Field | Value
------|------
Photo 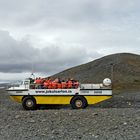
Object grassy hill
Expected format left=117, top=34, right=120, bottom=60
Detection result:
left=51, top=53, right=140, bottom=92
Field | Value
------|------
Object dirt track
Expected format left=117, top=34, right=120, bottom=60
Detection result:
left=0, top=89, right=140, bottom=140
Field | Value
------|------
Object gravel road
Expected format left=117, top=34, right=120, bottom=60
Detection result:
left=0, top=89, right=140, bottom=140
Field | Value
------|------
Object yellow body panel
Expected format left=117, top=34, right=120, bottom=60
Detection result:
left=35, top=96, right=73, bottom=104
left=10, top=96, right=23, bottom=103
left=85, top=96, right=112, bottom=104
left=10, top=95, right=112, bottom=105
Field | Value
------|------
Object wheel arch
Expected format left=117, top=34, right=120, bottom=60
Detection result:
left=22, top=95, right=35, bottom=101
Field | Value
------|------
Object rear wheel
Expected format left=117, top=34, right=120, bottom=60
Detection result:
left=70, top=96, right=88, bottom=109
left=22, top=97, right=37, bottom=110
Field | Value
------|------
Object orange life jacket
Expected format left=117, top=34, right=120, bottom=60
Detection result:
left=35, top=79, right=42, bottom=84
left=43, top=79, right=52, bottom=89
left=61, top=82, right=67, bottom=89
left=52, top=81, right=57, bottom=89
left=57, top=83, right=62, bottom=89
left=43, top=81, right=49, bottom=88
left=48, top=82, right=52, bottom=89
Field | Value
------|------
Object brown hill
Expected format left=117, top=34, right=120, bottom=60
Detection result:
left=51, top=53, right=140, bottom=91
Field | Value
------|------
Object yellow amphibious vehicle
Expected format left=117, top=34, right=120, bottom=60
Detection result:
left=7, top=78, right=112, bottom=110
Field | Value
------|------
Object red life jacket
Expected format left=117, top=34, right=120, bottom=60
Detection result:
left=67, top=80, right=72, bottom=88
left=43, top=81, right=49, bottom=88
left=74, top=81, right=79, bottom=88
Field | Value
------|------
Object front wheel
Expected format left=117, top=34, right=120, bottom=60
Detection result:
left=70, top=96, right=88, bottom=109
left=22, top=97, right=37, bottom=110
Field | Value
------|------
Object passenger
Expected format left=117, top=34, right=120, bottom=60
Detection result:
left=47, top=77, right=52, bottom=83
left=37, top=77, right=42, bottom=84
left=54, top=78, right=59, bottom=83
left=57, top=83, right=62, bottom=89
left=67, top=78, right=73, bottom=89
left=43, top=78, right=49, bottom=89
left=52, top=78, right=58, bottom=89
left=58, top=78, right=61, bottom=83
left=29, top=78, right=35, bottom=89
left=55, top=78, right=61, bottom=89
left=48, top=81, right=52, bottom=89
left=43, top=77, right=52, bottom=89
left=70, top=78, right=75, bottom=88
left=43, top=81, right=48, bottom=88
left=51, top=82, right=56, bottom=89
left=40, top=78, right=45, bottom=89
left=61, top=80, right=67, bottom=89
left=34, top=78, right=38, bottom=84
left=74, top=80, right=79, bottom=88
left=35, top=77, right=42, bottom=89
left=48, top=77, right=52, bottom=89
left=29, top=78, right=34, bottom=84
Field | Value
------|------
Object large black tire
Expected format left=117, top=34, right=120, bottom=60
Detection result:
left=70, top=96, right=88, bottom=109
left=22, top=96, right=37, bottom=110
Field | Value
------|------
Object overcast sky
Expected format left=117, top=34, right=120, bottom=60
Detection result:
left=0, top=0, right=140, bottom=80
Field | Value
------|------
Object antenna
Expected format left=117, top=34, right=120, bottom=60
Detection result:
left=31, top=62, right=34, bottom=74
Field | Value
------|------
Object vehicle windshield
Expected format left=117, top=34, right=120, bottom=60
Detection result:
left=22, top=80, right=30, bottom=85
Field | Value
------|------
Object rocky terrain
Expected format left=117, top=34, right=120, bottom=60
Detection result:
left=0, top=53, right=140, bottom=140
left=0, top=89, right=140, bottom=140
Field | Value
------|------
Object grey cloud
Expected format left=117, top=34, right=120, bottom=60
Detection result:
left=0, top=0, right=140, bottom=28
left=0, top=0, right=139, bottom=77
left=0, top=30, right=101, bottom=74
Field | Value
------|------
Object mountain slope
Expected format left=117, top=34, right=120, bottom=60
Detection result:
left=51, top=53, right=140, bottom=91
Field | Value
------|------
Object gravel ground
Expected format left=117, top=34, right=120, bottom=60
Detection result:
left=0, top=89, right=140, bottom=140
